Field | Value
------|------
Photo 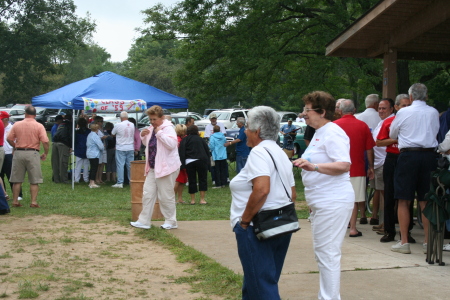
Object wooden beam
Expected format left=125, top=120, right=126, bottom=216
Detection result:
left=383, top=49, right=397, bottom=100
left=326, top=0, right=398, bottom=56
left=367, top=0, right=450, bottom=57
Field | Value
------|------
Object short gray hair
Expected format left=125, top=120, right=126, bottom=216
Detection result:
left=365, top=94, right=379, bottom=108
left=120, top=111, right=128, bottom=118
left=236, top=117, right=245, bottom=125
left=340, top=99, right=355, bottom=114
left=408, top=83, right=427, bottom=101
left=395, top=94, right=409, bottom=106
left=247, top=106, right=280, bottom=141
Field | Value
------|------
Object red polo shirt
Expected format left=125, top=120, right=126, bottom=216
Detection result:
left=377, top=115, right=399, bottom=154
left=334, top=115, right=375, bottom=177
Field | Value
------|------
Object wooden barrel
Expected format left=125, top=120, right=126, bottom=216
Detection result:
left=130, top=160, right=163, bottom=221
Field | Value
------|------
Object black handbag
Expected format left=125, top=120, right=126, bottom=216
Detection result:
left=252, top=148, right=300, bottom=240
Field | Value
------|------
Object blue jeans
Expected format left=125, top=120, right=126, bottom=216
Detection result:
left=236, top=156, right=247, bottom=174
left=233, top=223, right=291, bottom=300
left=116, top=150, right=134, bottom=184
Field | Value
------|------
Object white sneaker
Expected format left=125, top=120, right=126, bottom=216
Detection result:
left=443, top=243, right=450, bottom=251
left=423, top=243, right=427, bottom=254
left=18, top=197, right=23, bottom=201
left=130, top=221, right=150, bottom=229
left=160, top=223, right=178, bottom=230
left=391, top=241, right=411, bottom=254
left=112, top=183, right=123, bottom=188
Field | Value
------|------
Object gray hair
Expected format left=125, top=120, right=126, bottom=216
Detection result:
left=365, top=94, right=379, bottom=108
left=395, top=94, right=409, bottom=106
left=340, top=99, right=355, bottom=114
left=236, top=117, right=245, bottom=125
left=120, top=111, right=128, bottom=118
left=408, top=83, right=427, bottom=101
left=247, top=106, right=280, bottom=141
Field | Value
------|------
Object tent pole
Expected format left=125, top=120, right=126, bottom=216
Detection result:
left=72, top=109, right=75, bottom=190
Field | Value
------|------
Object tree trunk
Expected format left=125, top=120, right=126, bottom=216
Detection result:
left=397, top=60, right=410, bottom=95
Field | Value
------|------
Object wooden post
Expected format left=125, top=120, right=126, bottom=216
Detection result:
left=382, top=48, right=397, bottom=100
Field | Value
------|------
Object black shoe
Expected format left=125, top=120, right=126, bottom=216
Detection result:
left=0, top=209, right=10, bottom=215
left=369, top=218, right=379, bottom=225
left=380, top=232, right=396, bottom=243
left=360, top=217, right=368, bottom=224
left=399, top=232, right=416, bottom=244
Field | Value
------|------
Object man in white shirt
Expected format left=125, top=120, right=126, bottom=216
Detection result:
left=369, top=98, right=394, bottom=229
left=204, top=113, right=225, bottom=138
left=111, top=111, right=135, bottom=188
left=389, top=83, right=439, bottom=254
left=357, top=94, right=381, bottom=132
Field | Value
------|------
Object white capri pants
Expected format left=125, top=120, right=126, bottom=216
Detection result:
left=137, top=168, right=179, bottom=227
left=309, top=200, right=353, bottom=300
left=75, top=156, right=90, bottom=183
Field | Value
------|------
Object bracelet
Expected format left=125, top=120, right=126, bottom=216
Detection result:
left=314, top=164, right=319, bottom=171
left=240, top=221, right=250, bottom=226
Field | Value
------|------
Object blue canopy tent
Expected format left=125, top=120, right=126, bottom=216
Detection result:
left=32, top=71, right=188, bottom=109
left=32, top=71, right=188, bottom=189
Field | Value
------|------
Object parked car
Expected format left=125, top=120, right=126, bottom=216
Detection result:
left=203, top=108, right=219, bottom=118
left=225, top=122, right=240, bottom=142
left=45, top=109, right=81, bottom=130
left=196, top=108, right=249, bottom=132
left=11, top=104, right=30, bottom=111
left=0, top=108, right=26, bottom=122
left=35, top=107, right=59, bottom=126
left=277, top=111, right=298, bottom=122
left=172, top=111, right=204, bottom=121
left=278, top=122, right=307, bottom=157
left=137, top=113, right=189, bottom=129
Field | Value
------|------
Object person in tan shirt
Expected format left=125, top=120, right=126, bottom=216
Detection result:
left=7, top=106, right=49, bottom=208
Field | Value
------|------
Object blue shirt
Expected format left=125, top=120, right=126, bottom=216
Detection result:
left=86, top=132, right=104, bottom=159
left=235, top=126, right=250, bottom=157
left=51, top=124, right=59, bottom=141
left=209, top=132, right=227, bottom=161
left=280, top=123, right=296, bottom=134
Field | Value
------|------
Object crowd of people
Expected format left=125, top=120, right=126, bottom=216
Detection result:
left=2, top=82, right=450, bottom=300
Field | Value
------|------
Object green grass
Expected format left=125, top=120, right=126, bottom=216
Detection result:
left=5, top=133, right=310, bottom=299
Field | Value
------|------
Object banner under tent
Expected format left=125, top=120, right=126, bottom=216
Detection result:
left=31, top=71, right=189, bottom=189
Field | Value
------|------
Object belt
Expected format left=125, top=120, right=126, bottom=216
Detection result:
left=400, top=147, right=435, bottom=153
left=386, top=152, right=400, bottom=156
left=15, top=148, right=39, bottom=151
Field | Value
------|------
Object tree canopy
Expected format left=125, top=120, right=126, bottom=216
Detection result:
left=0, top=0, right=95, bottom=103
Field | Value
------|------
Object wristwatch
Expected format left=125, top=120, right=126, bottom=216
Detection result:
left=239, top=217, right=250, bottom=226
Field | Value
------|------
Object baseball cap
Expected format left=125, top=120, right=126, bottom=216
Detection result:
left=209, top=113, right=218, bottom=119
left=0, top=111, right=10, bottom=119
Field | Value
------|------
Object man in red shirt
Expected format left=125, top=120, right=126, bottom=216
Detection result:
left=376, top=94, right=411, bottom=242
left=334, top=99, right=375, bottom=237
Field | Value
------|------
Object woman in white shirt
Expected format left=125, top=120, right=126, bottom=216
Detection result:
left=294, top=91, right=354, bottom=300
left=230, top=106, right=296, bottom=300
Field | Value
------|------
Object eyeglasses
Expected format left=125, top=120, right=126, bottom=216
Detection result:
left=303, top=108, right=320, bottom=112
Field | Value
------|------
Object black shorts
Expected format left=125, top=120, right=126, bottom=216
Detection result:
left=394, top=151, right=437, bottom=201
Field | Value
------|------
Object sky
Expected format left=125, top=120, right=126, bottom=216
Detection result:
left=73, top=0, right=180, bottom=62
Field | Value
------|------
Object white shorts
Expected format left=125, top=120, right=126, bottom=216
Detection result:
left=350, top=176, right=366, bottom=203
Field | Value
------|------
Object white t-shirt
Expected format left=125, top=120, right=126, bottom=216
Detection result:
left=300, top=122, right=354, bottom=205
left=204, top=122, right=226, bottom=138
left=372, top=116, right=391, bottom=169
left=229, top=140, right=294, bottom=228
left=356, top=108, right=381, bottom=132
left=4, top=123, right=13, bottom=154
left=111, top=120, right=135, bottom=151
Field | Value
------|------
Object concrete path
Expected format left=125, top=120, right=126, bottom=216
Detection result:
left=156, top=220, right=450, bottom=300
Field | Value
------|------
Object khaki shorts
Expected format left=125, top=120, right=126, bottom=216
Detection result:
left=10, top=150, right=43, bottom=184
left=0, top=147, right=4, bottom=171
left=350, top=176, right=366, bottom=203
left=369, top=166, right=384, bottom=190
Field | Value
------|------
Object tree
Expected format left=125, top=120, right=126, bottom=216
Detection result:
left=140, top=0, right=382, bottom=110
left=0, top=0, right=95, bottom=104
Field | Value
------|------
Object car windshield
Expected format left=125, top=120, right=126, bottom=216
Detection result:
left=210, top=112, right=230, bottom=120
left=140, top=116, right=150, bottom=126
left=36, top=107, right=46, bottom=115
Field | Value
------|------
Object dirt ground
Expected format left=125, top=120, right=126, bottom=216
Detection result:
left=0, top=215, right=219, bottom=300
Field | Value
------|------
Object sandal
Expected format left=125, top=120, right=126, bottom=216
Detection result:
left=177, top=201, right=186, bottom=204
left=5, top=194, right=10, bottom=201
left=30, top=204, right=40, bottom=208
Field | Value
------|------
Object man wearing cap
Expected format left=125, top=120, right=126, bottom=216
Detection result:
left=204, top=113, right=226, bottom=138
left=7, top=106, right=49, bottom=208
left=51, top=115, right=64, bottom=141
left=279, top=118, right=297, bottom=158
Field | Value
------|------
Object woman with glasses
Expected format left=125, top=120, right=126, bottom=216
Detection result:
left=294, top=91, right=353, bottom=300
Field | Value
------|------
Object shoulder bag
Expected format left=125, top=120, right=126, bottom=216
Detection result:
left=252, top=148, right=300, bottom=240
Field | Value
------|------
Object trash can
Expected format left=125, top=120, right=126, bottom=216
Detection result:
left=130, top=160, right=163, bottom=221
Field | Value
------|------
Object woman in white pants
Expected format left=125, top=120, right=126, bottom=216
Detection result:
left=130, top=105, right=181, bottom=230
left=74, top=118, right=91, bottom=183
left=294, top=91, right=354, bottom=300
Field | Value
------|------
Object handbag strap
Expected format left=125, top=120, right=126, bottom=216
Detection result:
left=263, top=147, right=292, bottom=202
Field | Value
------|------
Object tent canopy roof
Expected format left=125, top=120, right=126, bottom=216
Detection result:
left=32, top=71, right=188, bottom=110
left=326, top=0, right=450, bottom=61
